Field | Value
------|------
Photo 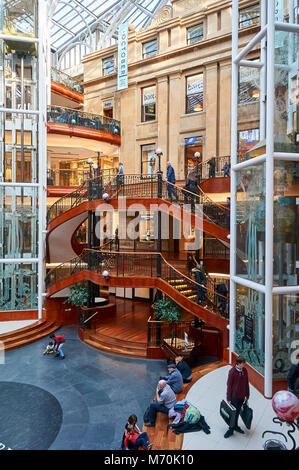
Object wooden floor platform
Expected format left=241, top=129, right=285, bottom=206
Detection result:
left=142, top=360, right=226, bottom=451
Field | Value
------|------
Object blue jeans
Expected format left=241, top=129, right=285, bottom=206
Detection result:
left=148, top=402, right=169, bottom=424
left=167, top=184, right=177, bottom=201
left=134, top=432, right=149, bottom=449
left=56, top=343, right=64, bottom=357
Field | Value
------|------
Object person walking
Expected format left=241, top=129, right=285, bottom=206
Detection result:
left=117, top=162, right=124, bottom=186
left=224, top=356, right=250, bottom=438
left=49, top=334, right=66, bottom=359
left=166, top=161, right=178, bottom=202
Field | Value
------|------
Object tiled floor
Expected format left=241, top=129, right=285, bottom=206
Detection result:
left=0, top=325, right=165, bottom=450
left=182, top=365, right=298, bottom=451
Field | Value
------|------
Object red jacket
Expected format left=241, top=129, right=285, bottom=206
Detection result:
left=124, top=429, right=139, bottom=449
left=53, top=336, right=65, bottom=344
left=227, top=366, right=250, bottom=402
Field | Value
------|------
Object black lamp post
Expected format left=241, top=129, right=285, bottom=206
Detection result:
left=155, top=148, right=163, bottom=198
left=96, top=149, right=101, bottom=176
left=87, top=158, right=93, bottom=179
left=194, top=151, right=201, bottom=186
left=155, top=148, right=163, bottom=279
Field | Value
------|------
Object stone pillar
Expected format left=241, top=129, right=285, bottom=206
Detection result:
left=168, top=72, right=182, bottom=178
left=205, top=63, right=218, bottom=159
left=157, top=76, right=169, bottom=173
left=120, top=85, right=137, bottom=174
left=219, top=61, right=232, bottom=157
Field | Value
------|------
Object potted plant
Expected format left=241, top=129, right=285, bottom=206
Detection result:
left=63, top=283, right=89, bottom=308
left=152, top=296, right=182, bottom=346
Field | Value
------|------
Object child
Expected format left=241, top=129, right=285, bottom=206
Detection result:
left=124, top=424, right=153, bottom=451
left=43, top=341, right=55, bottom=355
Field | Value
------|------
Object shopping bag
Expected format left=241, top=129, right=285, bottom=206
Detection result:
left=219, top=400, right=237, bottom=428
left=240, top=401, right=253, bottom=429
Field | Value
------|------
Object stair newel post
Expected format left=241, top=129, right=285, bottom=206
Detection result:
left=87, top=178, right=95, bottom=308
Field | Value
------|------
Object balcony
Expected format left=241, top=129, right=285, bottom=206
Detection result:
left=47, top=106, right=121, bottom=145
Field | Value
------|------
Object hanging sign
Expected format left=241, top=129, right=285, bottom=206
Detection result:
left=117, top=22, right=129, bottom=90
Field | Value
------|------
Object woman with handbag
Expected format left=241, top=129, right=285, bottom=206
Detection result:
left=224, top=356, right=250, bottom=438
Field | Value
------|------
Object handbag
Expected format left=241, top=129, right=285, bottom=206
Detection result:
left=240, top=401, right=253, bottom=429
left=219, top=400, right=237, bottom=428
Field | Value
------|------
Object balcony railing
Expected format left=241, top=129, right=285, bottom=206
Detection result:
left=51, top=67, right=84, bottom=94
left=47, top=168, right=118, bottom=188
left=47, top=105, right=121, bottom=136
left=45, top=250, right=229, bottom=319
left=199, top=155, right=231, bottom=180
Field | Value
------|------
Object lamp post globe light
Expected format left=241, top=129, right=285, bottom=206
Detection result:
left=194, top=151, right=201, bottom=186
left=87, top=158, right=93, bottom=178
left=155, top=148, right=163, bottom=173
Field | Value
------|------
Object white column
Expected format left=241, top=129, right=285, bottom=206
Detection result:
left=264, top=0, right=275, bottom=399
left=37, top=0, right=48, bottom=319
left=229, top=0, right=239, bottom=364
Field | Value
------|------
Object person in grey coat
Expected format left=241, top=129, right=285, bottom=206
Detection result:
left=161, top=363, right=183, bottom=394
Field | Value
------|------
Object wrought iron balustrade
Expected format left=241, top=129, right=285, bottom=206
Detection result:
left=51, top=67, right=84, bottom=94
left=47, top=105, right=121, bottom=135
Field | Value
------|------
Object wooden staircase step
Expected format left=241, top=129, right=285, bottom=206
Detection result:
left=2, top=322, right=58, bottom=345
left=0, top=320, right=43, bottom=340
left=3, top=322, right=60, bottom=351
left=92, top=330, right=147, bottom=349
left=84, top=336, right=147, bottom=358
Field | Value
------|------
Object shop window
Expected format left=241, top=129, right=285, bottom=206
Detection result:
left=186, top=74, right=203, bottom=114
left=142, top=39, right=158, bottom=59
left=102, top=99, right=113, bottom=118
left=102, top=56, right=114, bottom=76
left=187, top=24, right=203, bottom=45
left=239, top=4, right=260, bottom=29
left=141, top=143, right=156, bottom=176
left=184, top=136, right=203, bottom=177
left=141, top=86, right=156, bottom=122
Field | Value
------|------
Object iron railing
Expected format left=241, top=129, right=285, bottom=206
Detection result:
left=45, top=250, right=229, bottom=318
left=47, top=105, right=121, bottom=135
left=51, top=67, right=83, bottom=94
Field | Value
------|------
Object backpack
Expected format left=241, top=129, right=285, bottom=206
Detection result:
left=143, top=406, right=151, bottom=424
left=183, top=404, right=201, bottom=424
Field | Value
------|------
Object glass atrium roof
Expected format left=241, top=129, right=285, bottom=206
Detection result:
left=50, top=0, right=171, bottom=52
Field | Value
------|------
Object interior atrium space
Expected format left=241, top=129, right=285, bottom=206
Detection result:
left=0, top=0, right=298, bottom=453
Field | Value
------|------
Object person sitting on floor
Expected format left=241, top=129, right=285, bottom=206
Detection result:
left=160, top=363, right=183, bottom=394
left=43, top=341, right=55, bottom=355
left=123, top=424, right=153, bottom=450
left=144, top=380, right=176, bottom=427
left=174, top=356, right=192, bottom=383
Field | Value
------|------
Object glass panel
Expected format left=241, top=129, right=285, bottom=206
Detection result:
left=238, top=129, right=260, bottom=162
left=187, top=24, right=203, bottom=45
left=239, top=4, right=260, bottom=29
left=274, top=160, right=299, bottom=286
left=186, top=74, right=203, bottom=113
left=0, top=262, right=38, bottom=311
left=141, top=86, right=156, bottom=122
left=235, top=284, right=265, bottom=375
left=239, top=62, right=260, bottom=104
left=236, top=163, right=266, bottom=284
left=142, top=39, right=157, bottom=59
left=273, top=293, right=299, bottom=380
left=0, top=186, right=38, bottom=258
left=102, top=56, right=114, bottom=76
left=0, top=112, right=38, bottom=183
left=0, top=0, right=37, bottom=36
left=274, top=0, right=298, bottom=23
left=274, top=30, right=298, bottom=153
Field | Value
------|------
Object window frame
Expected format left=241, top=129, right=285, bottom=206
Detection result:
left=142, top=39, right=158, bottom=60
left=185, top=73, right=204, bottom=114
left=239, top=3, right=260, bottom=29
left=186, top=23, right=204, bottom=46
left=102, top=56, right=115, bottom=76
left=141, top=85, right=156, bottom=123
